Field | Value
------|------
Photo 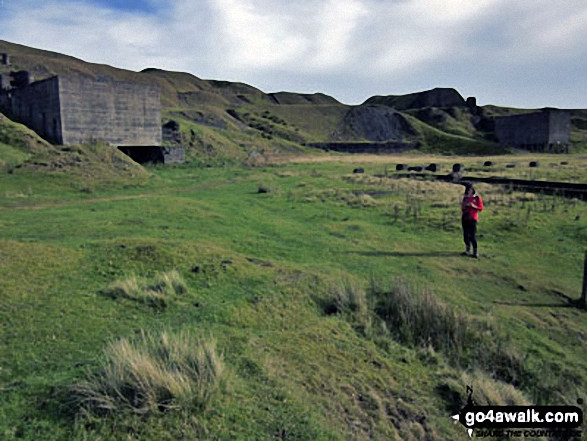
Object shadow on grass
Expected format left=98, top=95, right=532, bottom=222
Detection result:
left=492, top=300, right=574, bottom=308
left=350, top=251, right=460, bottom=258
left=493, top=290, right=586, bottom=310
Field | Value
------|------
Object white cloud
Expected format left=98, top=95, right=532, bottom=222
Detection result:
left=207, top=0, right=310, bottom=69
left=0, top=0, right=586, bottom=107
left=465, top=0, right=587, bottom=63
left=309, top=0, right=369, bottom=69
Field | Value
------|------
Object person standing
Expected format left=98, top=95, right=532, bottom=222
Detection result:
left=461, top=184, right=483, bottom=258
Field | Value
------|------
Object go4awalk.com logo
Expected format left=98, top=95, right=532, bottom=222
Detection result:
left=451, top=387, right=584, bottom=439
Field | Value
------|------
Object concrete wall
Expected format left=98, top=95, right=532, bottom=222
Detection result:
left=163, top=147, right=185, bottom=163
left=9, top=77, right=63, bottom=144
left=548, top=111, right=572, bottom=144
left=58, top=76, right=161, bottom=146
left=495, top=110, right=570, bottom=150
left=495, top=111, right=549, bottom=146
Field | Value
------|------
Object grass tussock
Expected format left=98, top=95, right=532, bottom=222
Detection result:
left=100, top=270, right=187, bottom=308
left=461, top=370, right=530, bottom=406
left=72, top=329, right=225, bottom=416
left=439, top=370, right=530, bottom=412
left=372, top=279, right=470, bottom=355
left=366, top=279, right=527, bottom=387
left=150, top=269, right=188, bottom=296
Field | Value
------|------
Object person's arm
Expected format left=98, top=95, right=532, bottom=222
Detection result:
left=471, top=196, right=483, bottom=212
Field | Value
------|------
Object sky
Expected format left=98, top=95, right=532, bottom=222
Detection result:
left=1, top=0, right=586, bottom=109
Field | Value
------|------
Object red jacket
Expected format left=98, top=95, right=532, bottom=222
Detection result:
left=461, top=194, right=483, bottom=221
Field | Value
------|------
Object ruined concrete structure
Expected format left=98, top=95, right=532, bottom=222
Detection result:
left=118, top=146, right=185, bottom=164
left=0, top=74, right=162, bottom=146
left=162, top=120, right=181, bottom=145
left=494, top=109, right=571, bottom=152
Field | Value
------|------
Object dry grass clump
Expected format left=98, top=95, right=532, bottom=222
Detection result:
left=345, top=193, right=379, bottom=208
left=100, top=270, right=187, bottom=308
left=333, top=278, right=369, bottom=316
left=72, top=329, right=225, bottom=416
left=150, top=269, right=188, bottom=296
left=440, top=370, right=530, bottom=411
left=461, top=370, right=530, bottom=406
left=372, top=279, right=470, bottom=355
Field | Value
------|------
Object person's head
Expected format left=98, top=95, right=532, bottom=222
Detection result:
left=464, top=184, right=475, bottom=196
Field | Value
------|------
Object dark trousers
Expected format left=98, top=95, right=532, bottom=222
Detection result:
left=462, top=218, right=477, bottom=251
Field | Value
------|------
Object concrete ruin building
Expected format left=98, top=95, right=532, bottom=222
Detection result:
left=494, top=109, right=571, bottom=153
left=0, top=71, right=184, bottom=164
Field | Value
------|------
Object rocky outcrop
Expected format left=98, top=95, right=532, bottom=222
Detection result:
left=332, top=105, right=416, bottom=142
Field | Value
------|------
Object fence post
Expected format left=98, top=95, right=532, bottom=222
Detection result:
left=581, top=251, right=587, bottom=309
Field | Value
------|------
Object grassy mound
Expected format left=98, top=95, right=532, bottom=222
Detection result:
left=0, top=112, right=57, bottom=161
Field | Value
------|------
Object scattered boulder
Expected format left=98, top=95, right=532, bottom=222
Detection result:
left=396, top=164, right=407, bottom=171
left=560, top=161, right=568, bottom=165
left=425, top=163, right=438, bottom=172
left=452, top=163, right=464, bottom=173
left=353, top=168, right=364, bottom=174
left=483, top=161, right=493, bottom=167
left=408, top=166, right=423, bottom=172
left=529, top=161, right=539, bottom=168
left=448, top=163, right=464, bottom=182
left=506, top=164, right=516, bottom=168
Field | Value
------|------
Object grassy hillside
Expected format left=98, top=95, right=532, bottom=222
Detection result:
left=402, top=114, right=508, bottom=155
left=0, top=154, right=586, bottom=440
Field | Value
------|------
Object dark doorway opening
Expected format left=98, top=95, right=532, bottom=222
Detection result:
left=118, top=146, right=165, bottom=164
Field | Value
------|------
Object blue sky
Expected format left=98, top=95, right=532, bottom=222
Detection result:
left=83, top=0, right=161, bottom=13
left=1, top=0, right=586, bottom=109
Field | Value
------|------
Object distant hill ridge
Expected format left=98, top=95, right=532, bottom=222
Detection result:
left=0, top=40, right=481, bottom=111
left=364, top=88, right=467, bottom=110
left=1, top=39, right=586, bottom=158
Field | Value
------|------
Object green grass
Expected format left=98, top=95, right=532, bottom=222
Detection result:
left=1, top=154, right=586, bottom=439
left=0, top=141, right=31, bottom=169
